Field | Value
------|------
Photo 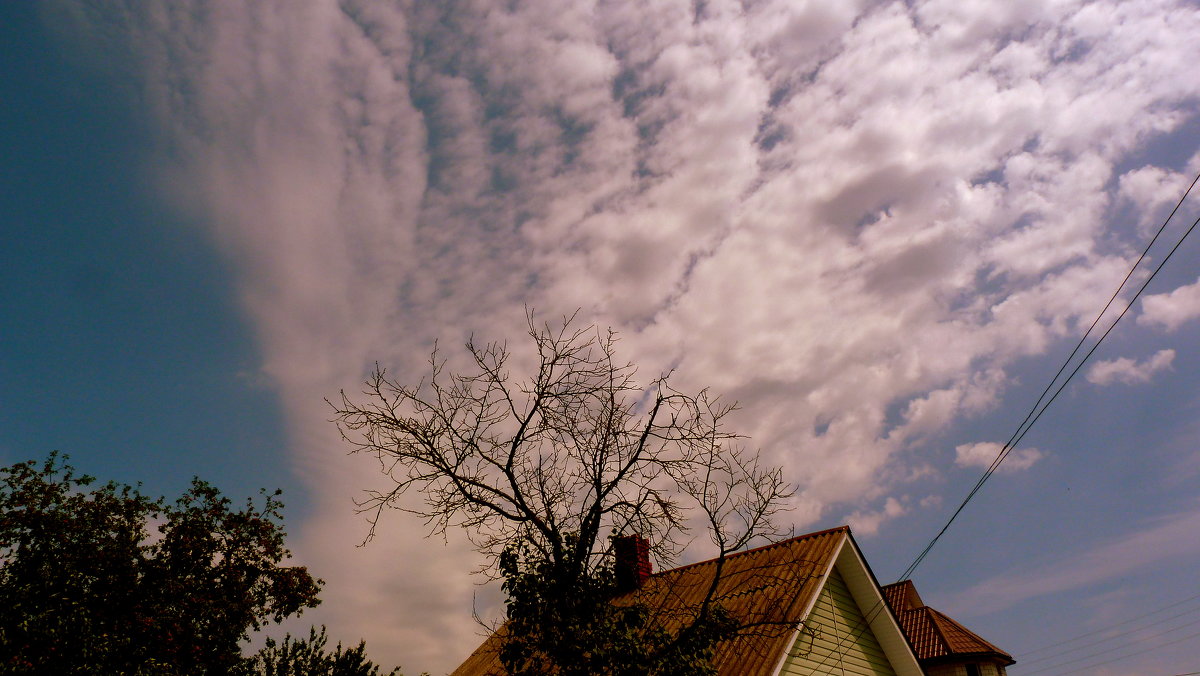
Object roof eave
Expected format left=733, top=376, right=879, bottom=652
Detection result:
left=923, top=652, right=1016, bottom=667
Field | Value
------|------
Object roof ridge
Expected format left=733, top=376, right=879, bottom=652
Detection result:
left=652, top=525, right=849, bottom=577
left=926, top=606, right=1014, bottom=662
left=921, top=604, right=954, bottom=658
left=881, top=579, right=922, bottom=610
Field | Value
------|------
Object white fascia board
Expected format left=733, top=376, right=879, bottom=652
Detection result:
left=835, top=537, right=924, bottom=676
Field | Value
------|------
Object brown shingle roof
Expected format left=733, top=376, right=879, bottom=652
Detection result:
left=451, top=527, right=849, bottom=676
left=880, top=581, right=1015, bottom=666
left=881, top=579, right=923, bottom=612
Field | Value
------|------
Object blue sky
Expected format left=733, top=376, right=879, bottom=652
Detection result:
left=0, top=4, right=301, bottom=509
left=3, top=2, right=1200, bottom=674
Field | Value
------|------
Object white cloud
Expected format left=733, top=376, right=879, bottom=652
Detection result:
left=1139, top=277, right=1200, bottom=332
left=1087, top=349, right=1176, bottom=385
left=955, top=441, right=1044, bottom=473
left=1118, top=165, right=1193, bottom=234
left=919, top=494, right=943, bottom=510
left=846, top=496, right=908, bottom=536
left=891, top=369, right=1007, bottom=444
left=47, top=0, right=1200, bottom=671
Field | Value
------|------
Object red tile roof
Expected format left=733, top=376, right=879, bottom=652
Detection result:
left=881, top=581, right=1015, bottom=666
left=451, top=527, right=849, bottom=676
left=882, top=579, right=923, bottom=612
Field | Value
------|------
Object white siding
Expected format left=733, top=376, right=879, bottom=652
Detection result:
left=781, top=567, right=898, bottom=676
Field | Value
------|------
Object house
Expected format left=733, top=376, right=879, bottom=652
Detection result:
left=452, top=526, right=926, bottom=675
left=881, top=580, right=1015, bottom=676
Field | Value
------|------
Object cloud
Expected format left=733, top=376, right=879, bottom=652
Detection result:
left=47, top=0, right=1200, bottom=671
left=1087, top=349, right=1176, bottom=385
left=1139, top=277, right=1200, bottom=332
left=1118, top=165, right=1197, bottom=235
left=846, top=497, right=908, bottom=536
left=955, top=441, right=1044, bottom=473
left=946, top=506, right=1200, bottom=615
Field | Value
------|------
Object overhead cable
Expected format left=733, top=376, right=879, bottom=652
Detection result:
left=1020, top=591, right=1200, bottom=660
left=801, top=167, right=1200, bottom=676
left=899, top=168, right=1200, bottom=582
left=1022, top=626, right=1200, bottom=676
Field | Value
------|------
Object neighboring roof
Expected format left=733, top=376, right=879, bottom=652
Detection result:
left=452, top=527, right=923, bottom=676
left=881, top=580, right=1015, bottom=666
left=881, top=579, right=924, bottom=612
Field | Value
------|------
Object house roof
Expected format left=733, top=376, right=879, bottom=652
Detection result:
left=632, top=526, right=846, bottom=676
left=881, top=580, right=1015, bottom=666
left=452, top=527, right=922, bottom=676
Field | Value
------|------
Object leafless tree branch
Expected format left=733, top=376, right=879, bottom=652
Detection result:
left=331, top=310, right=794, bottom=595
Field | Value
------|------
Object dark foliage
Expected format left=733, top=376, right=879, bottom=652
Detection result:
left=0, top=453, right=322, bottom=675
left=243, top=625, right=409, bottom=676
left=498, top=538, right=737, bottom=676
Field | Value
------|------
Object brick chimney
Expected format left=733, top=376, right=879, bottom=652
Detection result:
left=613, top=534, right=652, bottom=592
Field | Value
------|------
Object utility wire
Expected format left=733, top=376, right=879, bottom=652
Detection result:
left=802, top=169, right=1200, bottom=676
left=1020, top=615, right=1200, bottom=674
left=899, top=168, right=1200, bottom=582
left=1021, top=591, right=1200, bottom=657
left=1023, top=626, right=1200, bottom=676
left=1019, top=601, right=1200, bottom=666
left=803, top=230, right=1200, bottom=674
left=1000, top=211, right=1200, bottom=460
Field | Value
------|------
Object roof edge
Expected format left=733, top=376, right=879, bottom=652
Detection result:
left=923, top=653, right=1017, bottom=667
left=925, top=607, right=1015, bottom=665
left=835, top=533, right=925, bottom=676
left=652, top=525, right=851, bottom=578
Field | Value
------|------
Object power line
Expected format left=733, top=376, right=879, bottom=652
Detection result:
left=1020, top=602, right=1200, bottom=666
left=1000, top=211, right=1200, bottom=456
left=1021, top=591, right=1200, bottom=657
left=1023, top=626, right=1200, bottom=676
left=899, top=168, right=1200, bottom=582
left=1021, top=615, right=1200, bottom=674
left=802, top=168, right=1200, bottom=676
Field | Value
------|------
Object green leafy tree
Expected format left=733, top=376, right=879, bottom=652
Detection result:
left=243, top=625, right=410, bottom=676
left=0, top=453, right=322, bottom=675
left=333, top=314, right=793, bottom=674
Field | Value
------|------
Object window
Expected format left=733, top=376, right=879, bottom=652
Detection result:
left=965, top=665, right=981, bottom=676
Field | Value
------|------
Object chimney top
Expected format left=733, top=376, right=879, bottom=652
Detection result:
left=613, top=534, right=652, bottom=592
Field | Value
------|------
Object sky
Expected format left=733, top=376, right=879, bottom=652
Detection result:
left=3, top=1, right=1200, bottom=674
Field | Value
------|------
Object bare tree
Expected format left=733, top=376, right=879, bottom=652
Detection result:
left=331, top=312, right=793, bottom=674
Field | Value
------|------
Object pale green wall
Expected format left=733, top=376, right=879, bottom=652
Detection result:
left=780, top=566, right=898, bottom=676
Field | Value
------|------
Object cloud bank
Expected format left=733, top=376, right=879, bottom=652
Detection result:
left=1087, top=348, right=1176, bottom=385
left=1140, top=276, right=1200, bottom=332
left=51, top=0, right=1200, bottom=671
left=954, top=441, right=1043, bottom=472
